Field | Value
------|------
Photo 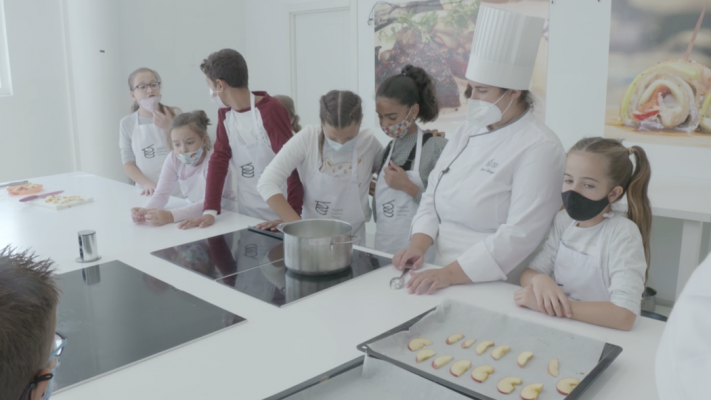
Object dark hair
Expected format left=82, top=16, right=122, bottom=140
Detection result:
left=569, top=138, right=652, bottom=277
left=169, top=110, right=213, bottom=151
left=318, top=90, right=363, bottom=168
left=274, top=95, right=302, bottom=132
left=200, top=49, right=249, bottom=89
left=464, top=84, right=534, bottom=108
left=377, top=65, right=439, bottom=123
left=0, top=246, right=60, bottom=400
left=127, top=67, right=175, bottom=117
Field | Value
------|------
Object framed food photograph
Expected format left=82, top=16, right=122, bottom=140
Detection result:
left=372, top=0, right=550, bottom=133
left=605, top=0, right=711, bottom=147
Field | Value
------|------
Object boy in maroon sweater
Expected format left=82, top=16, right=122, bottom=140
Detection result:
left=180, top=49, right=302, bottom=229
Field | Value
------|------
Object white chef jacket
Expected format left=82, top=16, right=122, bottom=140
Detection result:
left=410, top=110, right=565, bottom=282
left=656, top=254, right=711, bottom=400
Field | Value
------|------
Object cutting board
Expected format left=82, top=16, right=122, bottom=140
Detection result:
left=27, top=196, right=94, bottom=210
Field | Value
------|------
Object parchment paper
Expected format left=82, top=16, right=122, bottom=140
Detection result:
left=285, top=356, right=471, bottom=400
left=367, top=300, right=606, bottom=399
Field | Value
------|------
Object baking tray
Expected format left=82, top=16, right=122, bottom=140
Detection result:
left=356, top=308, right=623, bottom=400
left=263, top=356, right=364, bottom=400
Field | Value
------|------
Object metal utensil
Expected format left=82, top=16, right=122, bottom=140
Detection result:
left=0, top=180, right=28, bottom=189
left=19, top=190, right=64, bottom=202
left=390, top=265, right=412, bottom=290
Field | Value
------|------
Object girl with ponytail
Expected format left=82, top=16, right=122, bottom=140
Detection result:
left=130, top=110, right=236, bottom=227
left=516, top=137, right=651, bottom=331
left=373, top=65, right=448, bottom=258
left=256, top=90, right=384, bottom=244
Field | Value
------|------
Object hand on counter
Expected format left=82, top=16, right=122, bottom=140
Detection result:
left=406, top=268, right=452, bottom=295
left=256, top=219, right=283, bottom=232
left=178, top=214, right=215, bottom=230
left=131, top=207, right=148, bottom=223
left=140, top=182, right=157, bottom=196
left=144, top=209, right=174, bottom=226
left=515, top=274, right=572, bottom=318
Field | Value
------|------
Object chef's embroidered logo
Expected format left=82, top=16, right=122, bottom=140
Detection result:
left=244, top=244, right=258, bottom=259
left=481, top=159, right=499, bottom=174
left=382, top=200, right=395, bottom=218
left=315, top=201, right=330, bottom=216
left=142, top=144, right=156, bottom=159
left=240, top=162, right=255, bottom=178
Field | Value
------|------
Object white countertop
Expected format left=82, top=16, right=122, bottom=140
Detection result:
left=1, top=172, right=665, bottom=400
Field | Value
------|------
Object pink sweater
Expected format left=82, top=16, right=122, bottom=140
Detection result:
left=145, top=149, right=236, bottom=222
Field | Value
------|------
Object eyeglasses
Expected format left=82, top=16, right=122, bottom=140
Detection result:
left=50, top=332, right=67, bottom=360
left=18, top=332, right=67, bottom=400
left=133, top=81, right=161, bottom=92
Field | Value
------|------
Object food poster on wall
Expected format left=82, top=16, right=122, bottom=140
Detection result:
left=372, top=0, right=550, bottom=134
left=606, top=0, right=711, bottom=147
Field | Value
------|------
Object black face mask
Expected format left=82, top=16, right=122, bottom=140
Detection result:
left=561, top=190, right=610, bottom=221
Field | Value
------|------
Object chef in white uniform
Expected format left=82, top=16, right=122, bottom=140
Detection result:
left=393, top=6, right=565, bottom=294
left=656, top=254, right=711, bottom=400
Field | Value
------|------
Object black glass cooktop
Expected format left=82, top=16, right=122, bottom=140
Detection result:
left=54, top=261, right=245, bottom=392
left=152, top=228, right=392, bottom=307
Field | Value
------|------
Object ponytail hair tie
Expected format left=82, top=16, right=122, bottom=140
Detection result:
left=628, top=147, right=634, bottom=156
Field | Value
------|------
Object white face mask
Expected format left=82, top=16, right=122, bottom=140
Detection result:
left=326, top=136, right=357, bottom=152
left=209, top=87, right=226, bottom=108
left=466, top=90, right=514, bottom=127
left=137, top=95, right=161, bottom=113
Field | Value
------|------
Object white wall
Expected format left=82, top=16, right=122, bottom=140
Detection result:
left=0, top=0, right=75, bottom=182
left=116, top=0, right=247, bottom=143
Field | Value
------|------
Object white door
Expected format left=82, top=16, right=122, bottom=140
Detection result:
left=290, top=1, right=356, bottom=127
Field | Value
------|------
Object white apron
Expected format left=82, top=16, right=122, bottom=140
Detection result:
left=301, top=138, right=366, bottom=245
left=131, top=112, right=170, bottom=187
left=374, top=129, right=431, bottom=260
left=176, top=155, right=237, bottom=213
left=553, top=219, right=611, bottom=302
left=227, top=93, right=285, bottom=221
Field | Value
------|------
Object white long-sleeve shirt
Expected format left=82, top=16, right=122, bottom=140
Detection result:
left=528, top=210, right=646, bottom=315
left=257, top=125, right=384, bottom=222
left=656, top=254, right=711, bottom=400
left=411, top=111, right=565, bottom=281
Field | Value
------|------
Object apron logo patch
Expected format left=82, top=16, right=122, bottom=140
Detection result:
left=481, top=159, right=499, bottom=175
left=244, top=244, right=258, bottom=259
left=142, top=144, right=156, bottom=159
left=240, top=162, right=255, bottom=178
left=382, top=200, right=395, bottom=218
left=315, top=201, right=330, bottom=216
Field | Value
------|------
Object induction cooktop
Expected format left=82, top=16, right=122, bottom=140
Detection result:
left=54, top=261, right=245, bottom=392
left=152, top=228, right=392, bottom=307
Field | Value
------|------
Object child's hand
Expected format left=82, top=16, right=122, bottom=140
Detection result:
left=514, top=285, right=541, bottom=311
left=131, top=207, right=148, bottom=223
left=140, top=182, right=157, bottom=196
left=369, top=176, right=377, bottom=196
left=144, top=209, right=174, bottom=226
left=530, top=274, right=572, bottom=318
left=153, top=107, right=173, bottom=133
left=384, top=161, right=415, bottom=192
left=256, top=219, right=283, bottom=232
left=425, top=129, right=445, bottom=138
left=178, top=214, right=215, bottom=230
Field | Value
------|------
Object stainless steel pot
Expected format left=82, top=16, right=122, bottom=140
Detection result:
left=277, top=219, right=359, bottom=275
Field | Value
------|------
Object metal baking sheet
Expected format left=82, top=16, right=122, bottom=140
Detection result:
left=358, top=300, right=622, bottom=400
left=266, top=356, right=472, bottom=400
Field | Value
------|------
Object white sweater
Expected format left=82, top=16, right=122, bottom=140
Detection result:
left=528, top=209, right=647, bottom=316
left=258, top=125, right=384, bottom=222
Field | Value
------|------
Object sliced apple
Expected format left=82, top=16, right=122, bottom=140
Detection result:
left=475, top=340, right=495, bottom=355
left=449, top=360, right=472, bottom=377
left=471, top=365, right=494, bottom=383
left=521, top=383, right=544, bottom=400
left=446, top=334, right=464, bottom=345
left=431, top=355, right=454, bottom=369
left=408, top=337, right=433, bottom=351
left=497, top=376, right=522, bottom=394
left=556, top=378, right=579, bottom=395
left=517, top=351, right=534, bottom=367
left=461, top=338, right=477, bottom=349
left=415, top=348, right=436, bottom=363
left=547, top=358, right=559, bottom=377
left=491, top=345, right=511, bottom=360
